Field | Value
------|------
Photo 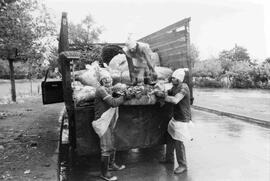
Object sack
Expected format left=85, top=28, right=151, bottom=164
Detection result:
left=110, top=70, right=131, bottom=85
left=109, top=54, right=129, bottom=72
left=76, top=62, right=101, bottom=87
left=73, top=85, right=96, bottom=104
left=154, top=66, right=173, bottom=80
left=123, top=94, right=156, bottom=105
left=150, top=52, right=160, bottom=67
left=41, top=69, right=64, bottom=105
left=92, top=107, right=118, bottom=137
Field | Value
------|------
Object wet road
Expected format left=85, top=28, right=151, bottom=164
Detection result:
left=62, top=109, right=270, bottom=181
left=193, top=88, right=270, bottom=122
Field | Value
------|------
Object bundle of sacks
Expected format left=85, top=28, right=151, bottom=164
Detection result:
left=72, top=81, right=96, bottom=105
left=72, top=52, right=175, bottom=105
left=112, top=83, right=156, bottom=105
left=107, top=52, right=173, bottom=84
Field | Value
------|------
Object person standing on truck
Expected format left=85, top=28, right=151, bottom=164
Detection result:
left=123, top=36, right=157, bottom=85
left=157, top=68, right=193, bottom=174
left=94, top=70, right=126, bottom=181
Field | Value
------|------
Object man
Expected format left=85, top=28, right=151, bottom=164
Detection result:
left=123, top=37, right=157, bottom=85
left=157, top=68, right=192, bottom=174
left=94, top=71, right=126, bottom=181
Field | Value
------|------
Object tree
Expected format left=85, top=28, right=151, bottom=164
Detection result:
left=193, top=58, right=223, bottom=78
left=219, top=44, right=250, bottom=63
left=0, top=0, right=56, bottom=101
left=190, top=44, right=200, bottom=67
left=226, top=61, right=254, bottom=88
left=69, top=14, right=102, bottom=46
left=68, top=14, right=103, bottom=69
left=263, top=57, right=270, bottom=65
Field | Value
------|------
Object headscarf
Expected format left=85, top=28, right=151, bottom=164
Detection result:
left=172, top=68, right=186, bottom=82
left=125, top=36, right=137, bottom=50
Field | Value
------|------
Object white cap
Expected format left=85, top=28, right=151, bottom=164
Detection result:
left=125, top=36, right=137, bottom=50
left=172, top=68, right=185, bottom=82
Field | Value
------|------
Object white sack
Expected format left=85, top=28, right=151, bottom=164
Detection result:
left=73, top=85, right=96, bottom=104
left=77, top=62, right=101, bottom=87
left=92, top=107, right=119, bottom=137
left=154, top=66, right=173, bottom=80
left=109, top=54, right=129, bottom=72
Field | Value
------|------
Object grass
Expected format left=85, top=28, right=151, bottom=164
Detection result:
left=0, top=79, right=42, bottom=104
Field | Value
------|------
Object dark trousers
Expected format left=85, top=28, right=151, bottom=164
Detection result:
left=100, top=121, right=116, bottom=156
left=166, top=133, right=187, bottom=167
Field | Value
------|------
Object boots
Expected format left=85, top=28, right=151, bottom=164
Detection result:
left=159, top=141, right=174, bottom=164
left=109, top=152, right=126, bottom=171
left=174, top=140, right=187, bottom=174
left=100, top=156, right=118, bottom=181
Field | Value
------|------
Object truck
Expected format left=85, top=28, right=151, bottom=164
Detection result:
left=48, top=12, right=193, bottom=156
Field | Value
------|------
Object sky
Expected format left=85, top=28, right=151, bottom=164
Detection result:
left=44, top=0, right=270, bottom=61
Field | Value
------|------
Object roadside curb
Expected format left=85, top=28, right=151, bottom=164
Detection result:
left=192, top=105, right=270, bottom=128
left=56, top=106, right=66, bottom=181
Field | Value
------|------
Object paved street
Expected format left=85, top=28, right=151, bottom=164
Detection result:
left=193, top=88, right=270, bottom=122
left=62, top=109, right=270, bottom=181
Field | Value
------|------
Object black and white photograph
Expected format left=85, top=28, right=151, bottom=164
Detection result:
left=0, top=0, right=269, bottom=180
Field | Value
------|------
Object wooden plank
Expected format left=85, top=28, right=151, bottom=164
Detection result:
left=58, top=12, right=69, bottom=53
left=159, top=53, right=188, bottom=69
left=142, top=30, right=186, bottom=46
left=184, top=22, right=194, bottom=104
left=141, top=28, right=186, bottom=46
left=60, top=51, right=81, bottom=60
left=157, top=44, right=187, bottom=57
left=139, top=17, right=191, bottom=42
left=162, top=59, right=189, bottom=70
left=150, top=38, right=186, bottom=51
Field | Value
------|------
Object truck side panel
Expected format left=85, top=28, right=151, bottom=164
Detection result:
left=139, top=18, right=191, bottom=70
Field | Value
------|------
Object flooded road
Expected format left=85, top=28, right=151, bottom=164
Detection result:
left=60, top=109, right=270, bottom=181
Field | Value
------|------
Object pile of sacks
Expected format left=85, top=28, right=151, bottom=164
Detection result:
left=72, top=54, right=174, bottom=105
left=108, top=53, right=173, bottom=84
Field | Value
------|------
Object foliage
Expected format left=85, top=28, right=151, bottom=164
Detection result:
left=193, top=45, right=270, bottom=89
left=69, top=14, right=102, bottom=45
left=75, top=45, right=103, bottom=70
left=263, top=57, right=270, bottom=65
left=190, top=44, right=199, bottom=67
left=226, top=61, right=254, bottom=88
left=219, top=44, right=250, bottom=63
left=192, top=58, right=223, bottom=78
left=0, top=59, right=9, bottom=76
left=0, top=0, right=56, bottom=79
left=194, top=77, right=223, bottom=88
left=66, top=14, right=103, bottom=71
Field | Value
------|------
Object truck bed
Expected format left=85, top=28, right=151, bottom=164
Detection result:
left=58, top=12, right=192, bottom=155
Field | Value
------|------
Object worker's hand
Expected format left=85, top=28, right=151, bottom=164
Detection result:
left=124, top=91, right=133, bottom=100
left=154, top=90, right=166, bottom=98
left=151, top=71, right=158, bottom=81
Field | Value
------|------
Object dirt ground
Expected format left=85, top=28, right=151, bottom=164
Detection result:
left=0, top=96, right=63, bottom=181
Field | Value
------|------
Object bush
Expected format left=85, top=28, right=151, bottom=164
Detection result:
left=193, top=58, right=223, bottom=78
left=193, top=77, right=223, bottom=88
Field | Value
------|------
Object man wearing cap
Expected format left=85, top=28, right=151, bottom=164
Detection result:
left=157, top=68, right=193, bottom=174
left=94, top=70, right=126, bottom=181
left=123, top=37, right=157, bottom=85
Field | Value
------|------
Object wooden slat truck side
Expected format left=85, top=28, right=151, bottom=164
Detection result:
left=58, top=12, right=193, bottom=156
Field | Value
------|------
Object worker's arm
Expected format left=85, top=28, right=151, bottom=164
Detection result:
left=97, top=87, right=124, bottom=107
left=122, top=48, right=136, bottom=82
left=164, top=85, right=189, bottom=104
left=164, top=92, right=184, bottom=104
left=142, top=51, right=154, bottom=71
left=140, top=45, right=155, bottom=71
